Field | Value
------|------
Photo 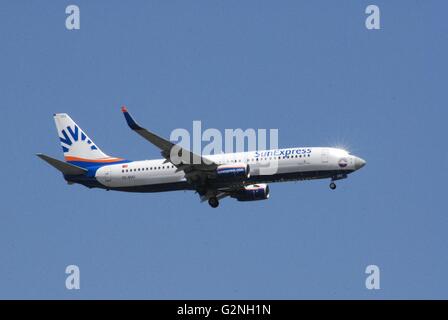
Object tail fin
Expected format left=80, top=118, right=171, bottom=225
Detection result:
left=54, top=113, right=124, bottom=167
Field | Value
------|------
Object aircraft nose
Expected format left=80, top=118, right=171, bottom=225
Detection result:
left=354, top=156, right=366, bottom=170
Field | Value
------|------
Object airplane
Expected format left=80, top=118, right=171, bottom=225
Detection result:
left=37, top=107, right=366, bottom=208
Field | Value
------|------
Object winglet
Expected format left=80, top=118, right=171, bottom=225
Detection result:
left=121, top=106, right=142, bottom=130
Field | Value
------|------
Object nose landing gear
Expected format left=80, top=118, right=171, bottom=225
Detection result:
left=329, top=173, right=347, bottom=190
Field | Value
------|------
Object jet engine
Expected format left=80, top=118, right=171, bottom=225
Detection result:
left=232, top=184, right=270, bottom=201
left=216, top=164, right=250, bottom=180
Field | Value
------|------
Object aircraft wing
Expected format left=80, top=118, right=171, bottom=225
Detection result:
left=121, top=107, right=218, bottom=187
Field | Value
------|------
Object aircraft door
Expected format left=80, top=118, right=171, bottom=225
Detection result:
left=104, top=166, right=112, bottom=183
left=321, top=148, right=329, bottom=164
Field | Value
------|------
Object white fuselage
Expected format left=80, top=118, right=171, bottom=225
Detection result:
left=94, top=147, right=361, bottom=191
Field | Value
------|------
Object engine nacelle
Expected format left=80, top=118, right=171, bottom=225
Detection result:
left=232, top=184, right=270, bottom=201
left=216, top=164, right=250, bottom=180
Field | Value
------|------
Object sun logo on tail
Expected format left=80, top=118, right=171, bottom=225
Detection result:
left=59, top=125, right=98, bottom=153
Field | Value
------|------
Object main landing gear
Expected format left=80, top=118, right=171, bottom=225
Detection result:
left=208, top=197, right=219, bottom=208
left=329, top=182, right=337, bottom=190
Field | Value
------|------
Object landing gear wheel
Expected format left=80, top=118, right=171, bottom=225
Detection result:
left=208, top=197, right=219, bottom=208
left=329, top=182, right=337, bottom=190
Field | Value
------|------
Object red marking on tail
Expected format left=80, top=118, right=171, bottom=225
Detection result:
left=121, top=106, right=128, bottom=113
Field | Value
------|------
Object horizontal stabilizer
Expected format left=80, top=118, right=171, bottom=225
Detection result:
left=36, top=153, right=87, bottom=175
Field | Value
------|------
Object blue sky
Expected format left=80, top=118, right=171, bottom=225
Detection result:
left=0, top=0, right=447, bottom=299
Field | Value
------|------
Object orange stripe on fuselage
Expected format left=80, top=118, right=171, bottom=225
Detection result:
left=64, top=156, right=124, bottom=163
